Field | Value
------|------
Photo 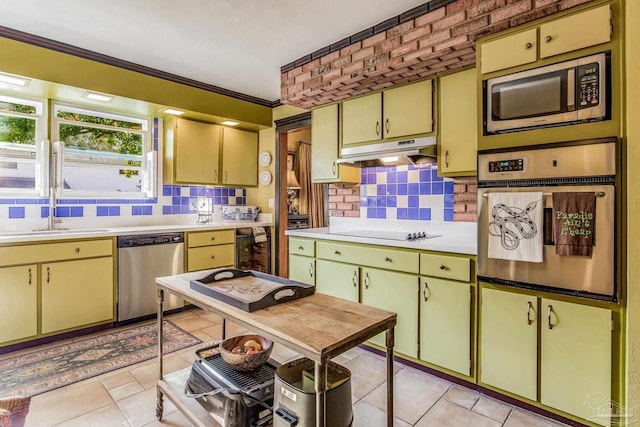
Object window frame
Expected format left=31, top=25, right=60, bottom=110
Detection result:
left=0, top=93, right=47, bottom=196
left=50, top=102, right=154, bottom=199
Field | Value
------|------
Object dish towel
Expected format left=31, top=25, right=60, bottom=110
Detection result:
left=252, top=226, right=268, bottom=243
left=552, top=192, right=596, bottom=256
left=487, top=192, right=544, bottom=263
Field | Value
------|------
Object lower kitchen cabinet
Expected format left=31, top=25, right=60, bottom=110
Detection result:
left=315, top=259, right=359, bottom=302
left=420, top=277, right=472, bottom=376
left=288, top=253, right=315, bottom=285
left=42, top=257, right=114, bottom=334
left=186, top=230, right=235, bottom=272
left=362, top=267, right=419, bottom=358
left=480, top=286, right=613, bottom=426
left=0, top=264, right=37, bottom=343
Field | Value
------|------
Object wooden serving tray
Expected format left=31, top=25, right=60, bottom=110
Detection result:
left=189, top=269, right=315, bottom=312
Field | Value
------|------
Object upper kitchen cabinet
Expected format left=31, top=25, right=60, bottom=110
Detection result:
left=342, top=79, right=434, bottom=146
left=164, top=117, right=221, bottom=185
left=164, top=118, right=258, bottom=187
left=311, top=104, right=360, bottom=183
left=221, top=127, right=258, bottom=187
left=438, top=68, right=477, bottom=177
left=480, top=4, right=611, bottom=74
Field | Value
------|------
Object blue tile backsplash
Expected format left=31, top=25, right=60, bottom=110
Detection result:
left=360, top=163, right=455, bottom=221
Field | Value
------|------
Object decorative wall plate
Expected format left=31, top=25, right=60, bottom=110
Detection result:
left=259, top=151, right=272, bottom=167
left=260, top=171, right=272, bottom=186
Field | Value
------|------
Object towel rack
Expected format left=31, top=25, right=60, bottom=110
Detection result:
left=482, top=192, right=606, bottom=198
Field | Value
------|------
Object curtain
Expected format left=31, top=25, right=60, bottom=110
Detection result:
left=297, top=142, right=325, bottom=228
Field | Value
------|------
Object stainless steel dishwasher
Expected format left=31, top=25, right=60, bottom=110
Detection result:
left=117, top=232, right=184, bottom=323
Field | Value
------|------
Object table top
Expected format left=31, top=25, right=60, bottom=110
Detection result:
left=156, top=269, right=397, bottom=362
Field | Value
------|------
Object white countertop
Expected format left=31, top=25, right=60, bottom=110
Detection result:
left=0, top=220, right=273, bottom=244
left=286, top=219, right=477, bottom=255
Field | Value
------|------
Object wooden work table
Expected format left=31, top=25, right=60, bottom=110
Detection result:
left=155, top=269, right=397, bottom=427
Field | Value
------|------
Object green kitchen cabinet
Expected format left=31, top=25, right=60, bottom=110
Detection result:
left=438, top=68, right=477, bottom=177
left=420, top=277, right=472, bottom=376
left=221, top=127, right=258, bottom=187
left=165, top=117, right=221, bottom=185
left=480, top=287, right=538, bottom=401
left=362, top=267, right=419, bottom=358
left=41, top=256, right=114, bottom=335
left=288, top=253, right=315, bottom=286
left=0, top=264, right=37, bottom=344
left=311, top=103, right=360, bottom=183
left=341, top=79, right=434, bottom=146
left=540, top=298, right=611, bottom=426
left=315, top=259, right=359, bottom=302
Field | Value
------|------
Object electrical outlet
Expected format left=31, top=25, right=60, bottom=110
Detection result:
left=268, top=198, right=274, bottom=208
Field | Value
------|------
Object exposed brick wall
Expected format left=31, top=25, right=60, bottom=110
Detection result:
left=281, top=0, right=595, bottom=109
left=328, top=184, right=360, bottom=217
left=453, top=176, right=478, bottom=222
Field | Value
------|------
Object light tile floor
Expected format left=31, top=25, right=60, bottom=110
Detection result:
left=3, top=308, right=571, bottom=427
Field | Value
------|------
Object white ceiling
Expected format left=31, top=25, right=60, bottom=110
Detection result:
left=0, top=0, right=429, bottom=102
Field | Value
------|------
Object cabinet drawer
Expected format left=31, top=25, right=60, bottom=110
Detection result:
left=0, top=239, right=113, bottom=267
left=188, top=244, right=235, bottom=271
left=188, top=229, right=235, bottom=248
left=420, top=253, right=471, bottom=282
left=316, top=241, right=418, bottom=274
left=289, top=237, right=315, bottom=256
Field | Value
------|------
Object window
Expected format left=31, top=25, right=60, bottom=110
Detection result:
left=0, top=95, right=47, bottom=195
left=51, top=103, right=154, bottom=197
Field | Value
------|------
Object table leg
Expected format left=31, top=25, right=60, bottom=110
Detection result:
left=156, top=288, right=164, bottom=421
left=386, top=327, right=395, bottom=427
left=315, top=360, right=328, bottom=427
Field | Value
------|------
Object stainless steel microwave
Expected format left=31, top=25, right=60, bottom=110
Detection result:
left=484, top=52, right=609, bottom=134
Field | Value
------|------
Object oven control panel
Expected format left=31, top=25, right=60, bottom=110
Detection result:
left=488, top=158, right=524, bottom=173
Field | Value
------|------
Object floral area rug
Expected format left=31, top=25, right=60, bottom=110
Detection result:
left=0, top=320, right=201, bottom=398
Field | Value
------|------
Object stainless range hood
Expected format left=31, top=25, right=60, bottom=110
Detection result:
left=335, top=136, right=437, bottom=168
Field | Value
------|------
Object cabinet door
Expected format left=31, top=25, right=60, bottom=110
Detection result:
left=362, top=267, right=418, bottom=358
left=221, top=127, right=258, bottom=186
left=311, top=104, right=360, bottom=183
left=174, top=118, right=221, bottom=184
left=438, top=68, right=477, bottom=176
left=480, top=28, right=538, bottom=74
left=315, top=259, right=359, bottom=302
left=383, top=79, right=433, bottom=138
left=541, top=299, right=611, bottom=426
left=288, top=254, right=315, bottom=285
left=0, top=264, right=37, bottom=343
left=539, top=5, right=611, bottom=59
left=342, top=93, right=382, bottom=145
left=42, top=257, right=114, bottom=334
left=420, top=277, right=471, bottom=376
left=480, top=288, right=537, bottom=401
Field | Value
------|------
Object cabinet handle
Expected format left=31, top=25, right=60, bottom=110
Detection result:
left=211, top=237, right=216, bottom=241
left=74, top=248, right=80, bottom=253
left=439, top=264, right=447, bottom=270
left=547, top=305, right=554, bottom=330
left=214, top=169, right=218, bottom=178
left=384, top=257, right=392, bottom=263
left=308, top=263, right=313, bottom=278
left=298, top=246, right=304, bottom=250
left=47, top=267, right=50, bottom=283
left=364, top=272, right=370, bottom=289
left=28, top=268, right=32, bottom=285
left=375, top=121, right=380, bottom=136
left=385, top=118, right=390, bottom=134
left=423, top=282, right=430, bottom=302
left=334, top=250, right=341, bottom=255
left=224, top=171, right=228, bottom=182
left=210, top=255, right=216, bottom=259
left=544, top=35, right=552, bottom=43
left=527, top=301, right=534, bottom=325
left=352, top=271, right=358, bottom=287
left=525, top=42, right=533, bottom=49
left=332, top=162, right=337, bottom=175
left=445, top=150, right=449, bottom=168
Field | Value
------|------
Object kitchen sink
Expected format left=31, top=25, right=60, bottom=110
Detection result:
left=1, top=229, right=109, bottom=237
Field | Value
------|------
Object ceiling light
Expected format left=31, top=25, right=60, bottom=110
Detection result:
left=85, top=92, right=113, bottom=102
left=162, top=108, right=185, bottom=115
left=221, top=120, right=239, bottom=126
left=381, top=156, right=399, bottom=163
left=0, top=73, right=30, bottom=86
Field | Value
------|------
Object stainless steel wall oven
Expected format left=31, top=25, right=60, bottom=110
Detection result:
left=477, top=139, right=618, bottom=301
